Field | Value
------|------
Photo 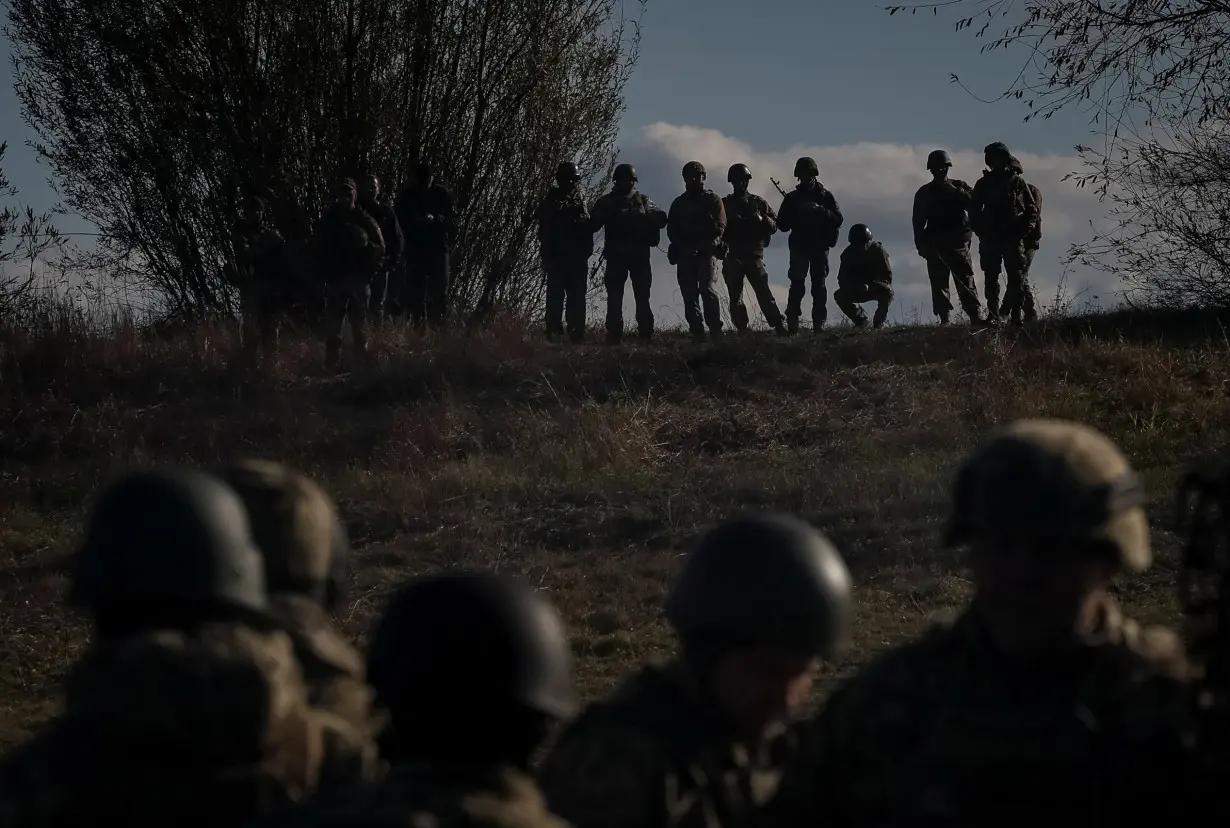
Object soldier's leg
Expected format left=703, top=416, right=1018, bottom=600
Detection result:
left=370, top=267, right=389, bottom=324
left=942, top=244, right=984, bottom=323
left=871, top=284, right=893, bottom=328
left=349, top=280, right=371, bottom=355
left=1002, top=240, right=1030, bottom=324
left=405, top=254, right=426, bottom=328
left=833, top=286, right=868, bottom=326
left=544, top=257, right=565, bottom=338
left=677, top=258, right=705, bottom=336
left=979, top=242, right=1004, bottom=318
left=629, top=255, right=655, bottom=339
left=810, top=250, right=829, bottom=330
left=426, top=251, right=450, bottom=327
left=698, top=256, right=722, bottom=335
left=1020, top=245, right=1039, bottom=322
left=322, top=281, right=348, bottom=366
left=563, top=256, right=589, bottom=343
left=745, top=255, right=785, bottom=332
left=924, top=254, right=954, bottom=322
left=785, top=246, right=808, bottom=333
left=604, top=258, right=629, bottom=342
left=722, top=256, right=751, bottom=332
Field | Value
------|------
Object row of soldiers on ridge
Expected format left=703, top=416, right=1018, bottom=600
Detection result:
left=1, top=418, right=1227, bottom=825
left=227, top=142, right=1041, bottom=365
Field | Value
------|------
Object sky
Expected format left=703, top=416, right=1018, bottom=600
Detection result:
left=0, top=1, right=1118, bottom=327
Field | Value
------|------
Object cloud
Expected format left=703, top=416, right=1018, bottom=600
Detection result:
left=583, top=123, right=1116, bottom=331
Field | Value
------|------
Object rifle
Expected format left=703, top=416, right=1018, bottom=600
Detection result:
left=769, top=177, right=789, bottom=199
left=1177, top=463, right=1230, bottom=766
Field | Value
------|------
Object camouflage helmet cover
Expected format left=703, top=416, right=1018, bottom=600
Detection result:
left=983, top=142, right=1011, bottom=159
left=794, top=156, right=820, bottom=177
left=613, top=163, right=637, bottom=183
left=944, top=419, right=1150, bottom=571
left=219, top=459, right=350, bottom=610
left=366, top=571, right=577, bottom=721
left=926, top=150, right=952, bottom=170
left=849, top=223, right=873, bottom=244
left=71, top=467, right=268, bottom=614
left=728, top=163, right=752, bottom=182
left=682, top=160, right=706, bottom=178
left=664, top=514, right=853, bottom=660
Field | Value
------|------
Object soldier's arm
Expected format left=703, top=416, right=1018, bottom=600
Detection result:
left=835, top=250, right=854, bottom=287
left=386, top=211, right=405, bottom=264
left=822, top=189, right=843, bottom=228
left=361, top=212, right=386, bottom=251
left=1016, top=179, right=1039, bottom=237
left=911, top=188, right=928, bottom=249
left=538, top=721, right=664, bottom=828
left=711, top=193, right=727, bottom=238
left=646, top=197, right=668, bottom=229
left=776, top=194, right=793, bottom=232
left=761, top=197, right=778, bottom=234
left=874, top=244, right=892, bottom=285
left=666, top=197, right=682, bottom=245
left=589, top=195, right=612, bottom=231
left=968, top=179, right=987, bottom=235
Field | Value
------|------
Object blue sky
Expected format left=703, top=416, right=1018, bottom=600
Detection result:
left=0, top=1, right=1117, bottom=325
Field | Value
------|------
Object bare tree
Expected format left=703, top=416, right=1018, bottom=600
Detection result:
left=0, top=141, right=62, bottom=321
left=884, top=1, right=1230, bottom=306
left=5, top=0, right=646, bottom=322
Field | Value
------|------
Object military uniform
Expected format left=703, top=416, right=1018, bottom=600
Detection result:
left=912, top=150, right=984, bottom=324
left=668, top=162, right=727, bottom=340
left=0, top=468, right=379, bottom=828
left=359, top=192, right=405, bottom=324
left=591, top=164, right=667, bottom=342
left=225, top=198, right=291, bottom=365
left=537, top=163, right=595, bottom=342
left=315, top=179, right=385, bottom=366
left=971, top=143, right=1039, bottom=324
left=538, top=661, right=801, bottom=828
left=220, top=459, right=375, bottom=737
left=394, top=165, right=457, bottom=328
left=1021, top=172, right=1042, bottom=288
left=541, top=515, right=852, bottom=828
left=721, top=166, right=784, bottom=334
left=759, top=420, right=1192, bottom=827
left=833, top=225, right=893, bottom=329
left=775, top=158, right=843, bottom=332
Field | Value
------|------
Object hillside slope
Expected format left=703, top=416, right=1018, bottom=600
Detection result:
left=2, top=308, right=1229, bottom=746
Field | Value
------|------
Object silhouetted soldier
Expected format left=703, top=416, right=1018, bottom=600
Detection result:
left=775, top=157, right=843, bottom=334
left=395, top=161, right=457, bottom=329
left=667, top=161, right=727, bottom=342
left=537, top=161, right=595, bottom=343
left=590, top=164, right=667, bottom=344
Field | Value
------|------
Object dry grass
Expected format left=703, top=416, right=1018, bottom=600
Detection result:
left=2, top=301, right=1230, bottom=748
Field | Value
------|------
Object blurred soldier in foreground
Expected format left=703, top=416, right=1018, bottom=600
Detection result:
left=971, top=142, right=1039, bottom=325
left=0, top=468, right=377, bottom=828
left=537, top=161, right=595, bottom=343
left=220, top=460, right=374, bottom=736
left=224, top=195, right=291, bottom=367
left=668, top=161, right=727, bottom=342
left=833, top=223, right=893, bottom=330
left=539, top=514, right=853, bottom=828
left=775, top=157, right=843, bottom=334
left=357, top=175, right=404, bottom=325
left=591, top=163, right=668, bottom=344
left=394, top=161, right=457, bottom=329
left=912, top=149, right=985, bottom=326
left=721, top=164, right=786, bottom=336
left=315, top=177, right=385, bottom=369
left=252, top=571, right=576, bottom=828
left=759, top=419, right=1191, bottom=827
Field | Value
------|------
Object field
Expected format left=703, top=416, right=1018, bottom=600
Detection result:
left=2, top=304, right=1229, bottom=748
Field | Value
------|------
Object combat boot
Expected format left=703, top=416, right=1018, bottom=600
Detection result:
left=774, top=323, right=788, bottom=337
left=786, top=317, right=799, bottom=335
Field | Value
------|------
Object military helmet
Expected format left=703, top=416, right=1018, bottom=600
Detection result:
left=71, top=467, right=268, bottom=614
left=664, top=514, right=853, bottom=660
left=983, top=141, right=1011, bottom=158
left=926, top=150, right=952, bottom=170
left=613, top=163, right=637, bottom=183
left=334, top=177, right=357, bottom=196
left=682, top=160, right=706, bottom=178
left=944, top=419, right=1150, bottom=571
left=556, top=161, right=581, bottom=183
left=794, top=156, right=820, bottom=178
left=366, top=571, right=577, bottom=721
left=849, top=223, right=873, bottom=244
left=727, top=163, right=752, bottom=182
left=218, top=459, right=350, bottom=611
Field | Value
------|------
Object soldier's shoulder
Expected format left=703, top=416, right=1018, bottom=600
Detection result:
left=703, top=189, right=722, bottom=203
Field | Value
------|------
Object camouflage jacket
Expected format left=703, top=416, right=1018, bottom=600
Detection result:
left=537, top=185, right=595, bottom=260
left=227, top=219, right=288, bottom=290
left=0, top=624, right=380, bottom=828
left=911, top=178, right=973, bottom=249
left=757, top=596, right=1193, bottom=827
left=970, top=164, right=1039, bottom=242
left=538, top=659, right=802, bottom=828
left=1024, top=181, right=1042, bottom=249
left=313, top=205, right=385, bottom=281
left=775, top=182, right=842, bottom=250
left=591, top=189, right=667, bottom=260
left=359, top=198, right=405, bottom=269
left=268, top=594, right=378, bottom=739
left=394, top=184, right=458, bottom=253
left=836, top=241, right=892, bottom=291
left=666, top=189, right=727, bottom=257
left=721, top=192, right=777, bottom=255
left=249, top=762, right=570, bottom=828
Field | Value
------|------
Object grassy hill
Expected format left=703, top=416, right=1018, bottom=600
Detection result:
left=2, top=305, right=1229, bottom=747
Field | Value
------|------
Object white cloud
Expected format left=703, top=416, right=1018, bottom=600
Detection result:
left=584, top=123, right=1117, bottom=330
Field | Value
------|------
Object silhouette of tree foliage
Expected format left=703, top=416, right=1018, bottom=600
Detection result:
left=0, top=142, right=62, bottom=319
left=6, top=0, right=646, bottom=320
